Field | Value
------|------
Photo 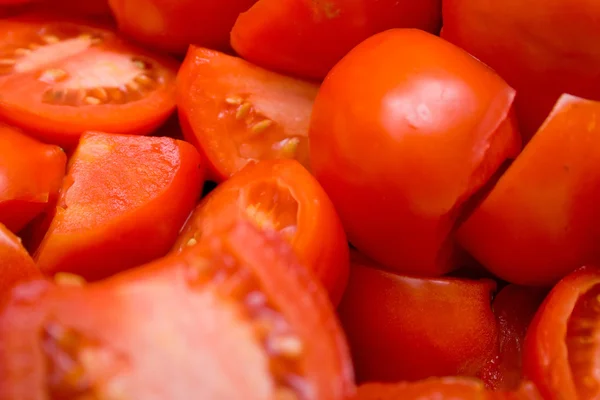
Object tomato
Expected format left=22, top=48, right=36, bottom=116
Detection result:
left=231, top=0, right=442, bottom=80
left=309, top=29, right=521, bottom=276
left=338, top=250, right=498, bottom=383
left=355, top=378, right=541, bottom=400
left=441, top=0, right=600, bottom=143
left=523, top=266, right=600, bottom=400
left=34, top=132, right=204, bottom=280
left=0, top=223, right=40, bottom=296
left=177, top=46, right=318, bottom=182
left=0, top=15, right=179, bottom=148
left=0, top=219, right=355, bottom=399
left=172, top=159, right=350, bottom=305
left=0, top=123, right=66, bottom=233
left=108, top=0, right=256, bottom=54
left=457, top=95, right=600, bottom=286
left=480, top=285, right=547, bottom=390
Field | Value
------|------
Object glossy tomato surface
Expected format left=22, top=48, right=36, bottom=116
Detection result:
left=35, top=132, right=204, bottom=280
left=524, top=266, right=600, bottom=400
left=458, top=95, right=600, bottom=286
left=310, top=28, right=520, bottom=276
left=0, top=219, right=355, bottom=399
left=442, top=0, right=600, bottom=142
left=0, top=15, right=179, bottom=148
left=338, top=251, right=498, bottom=383
left=172, top=159, right=349, bottom=305
left=177, top=46, right=317, bottom=182
left=231, top=0, right=442, bottom=80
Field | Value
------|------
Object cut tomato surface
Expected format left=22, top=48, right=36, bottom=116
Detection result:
left=172, top=159, right=349, bottom=305
left=0, top=219, right=355, bottom=399
left=457, top=95, right=600, bottom=286
left=35, top=132, right=204, bottom=280
left=0, top=223, right=40, bottom=298
left=0, top=123, right=66, bottom=233
left=177, top=46, right=318, bottom=182
left=0, top=15, right=179, bottom=148
left=524, top=266, right=600, bottom=400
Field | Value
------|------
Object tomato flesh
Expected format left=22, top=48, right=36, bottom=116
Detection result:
left=0, top=223, right=40, bottom=297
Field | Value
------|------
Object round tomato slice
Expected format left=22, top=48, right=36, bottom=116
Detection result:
left=0, top=15, right=178, bottom=148
left=523, top=266, right=600, bottom=400
left=177, top=46, right=318, bottom=182
left=0, top=223, right=40, bottom=297
left=309, top=28, right=521, bottom=276
left=338, top=250, right=498, bottom=383
left=457, top=95, right=600, bottom=286
left=0, top=219, right=355, bottom=399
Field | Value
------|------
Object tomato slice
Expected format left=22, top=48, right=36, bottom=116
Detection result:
left=457, top=94, right=600, bottom=286
left=355, top=378, right=541, bottom=400
left=231, top=0, right=442, bottom=80
left=35, top=132, right=204, bottom=280
left=108, top=0, right=256, bottom=54
left=0, top=219, right=355, bottom=399
left=177, top=46, right=318, bottom=182
left=338, top=250, right=499, bottom=383
left=0, top=123, right=66, bottom=233
left=0, top=15, right=179, bottom=148
left=0, top=223, right=40, bottom=297
left=523, top=266, right=600, bottom=400
left=172, top=159, right=350, bottom=305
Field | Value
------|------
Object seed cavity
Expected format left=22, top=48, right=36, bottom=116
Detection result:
left=236, top=102, right=252, bottom=120
left=251, top=119, right=274, bottom=134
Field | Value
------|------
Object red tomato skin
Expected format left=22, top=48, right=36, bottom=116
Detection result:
left=0, top=124, right=66, bottom=233
left=108, top=0, right=257, bottom=54
left=457, top=95, right=600, bottom=286
left=523, top=266, right=600, bottom=400
left=34, top=133, right=204, bottom=280
left=0, top=223, right=40, bottom=297
left=338, top=251, right=499, bottom=383
left=309, top=29, right=521, bottom=276
left=441, top=0, right=600, bottom=143
left=231, top=0, right=442, bottom=80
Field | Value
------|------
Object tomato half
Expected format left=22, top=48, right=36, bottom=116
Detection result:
left=172, top=159, right=349, bottom=305
left=0, top=223, right=40, bottom=297
left=523, top=266, right=600, bottom=400
left=0, top=15, right=179, bottom=148
left=457, top=95, right=600, bottom=286
left=108, top=0, right=256, bottom=54
left=35, top=132, right=204, bottom=280
left=0, top=219, right=355, bottom=399
left=177, top=46, right=318, bottom=182
left=441, top=0, right=600, bottom=143
left=230, top=0, right=442, bottom=80
left=0, top=123, right=66, bottom=233
left=338, top=250, right=498, bottom=383
left=309, top=29, right=521, bottom=276
left=355, top=378, right=541, bottom=400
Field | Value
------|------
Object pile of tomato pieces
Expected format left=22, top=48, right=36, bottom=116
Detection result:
left=1, top=0, right=599, bottom=399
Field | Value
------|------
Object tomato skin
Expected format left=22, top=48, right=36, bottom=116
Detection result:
left=231, top=0, right=442, bottom=80
left=338, top=251, right=499, bottom=383
left=108, top=0, right=256, bottom=54
left=457, top=95, right=600, bottom=286
left=309, top=29, right=521, bottom=276
left=35, top=132, right=204, bottom=280
left=442, top=0, right=600, bottom=143
left=172, top=159, right=349, bottom=305
left=523, top=266, right=600, bottom=400
left=177, top=46, right=318, bottom=182
left=0, top=223, right=40, bottom=297
left=0, top=124, right=66, bottom=233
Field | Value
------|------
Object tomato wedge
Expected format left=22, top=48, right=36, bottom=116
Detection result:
left=0, top=223, right=40, bottom=296
left=108, top=0, right=257, bottom=54
left=457, top=95, right=600, bottom=286
left=0, top=15, right=179, bottom=148
left=35, top=132, right=204, bottom=280
left=177, top=46, right=318, bottom=182
left=523, top=266, right=600, bottom=400
left=338, top=250, right=498, bottom=383
left=172, top=159, right=349, bottom=305
left=0, top=219, right=355, bottom=399
left=231, top=0, right=442, bottom=80
left=0, top=123, right=66, bottom=233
